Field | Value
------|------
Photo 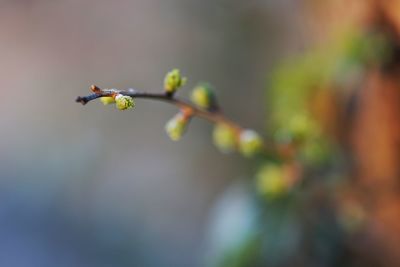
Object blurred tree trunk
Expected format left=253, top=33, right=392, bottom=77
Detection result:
left=307, top=1, right=400, bottom=266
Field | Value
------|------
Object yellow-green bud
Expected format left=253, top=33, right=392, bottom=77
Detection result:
left=164, top=69, right=187, bottom=94
left=287, top=114, right=319, bottom=141
left=115, top=94, right=135, bottom=110
left=165, top=113, right=188, bottom=141
left=100, top=96, right=116, bottom=105
left=256, top=164, right=287, bottom=199
left=239, top=129, right=263, bottom=157
left=190, top=83, right=215, bottom=109
left=212, top=123, right=237, bottom=153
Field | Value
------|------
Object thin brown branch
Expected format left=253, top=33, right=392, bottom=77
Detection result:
left=76, top=85, right=243, bottom=133
left=75, top=85, right=296, bottom=160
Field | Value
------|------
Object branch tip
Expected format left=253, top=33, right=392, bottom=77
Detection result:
left=90, top=85, right=101, bottom=93
left=75, top=96, right=87, bottom=105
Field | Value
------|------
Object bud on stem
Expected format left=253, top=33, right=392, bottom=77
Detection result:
left=164, top=69, right=187, bottom=95
left=213, top=123, right=237, bottom=153
left=100, top=96, right=116, bottom=105
left=115, top=94, right=135, bottom=110
left=239, top=129, right=263, bottom=157
left=256, top=163, right=287, bottom=199
left=165, top=112, right=191, bottom=141
left=190, top=83, right=217, bottom=110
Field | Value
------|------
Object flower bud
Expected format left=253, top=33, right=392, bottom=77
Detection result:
left=239, top=129, right=263, bottom=157
left=165, top=113, right=189, bottom=141
left=212, top=123, right=237, bottom=153
left=164, top=69, right=187, bottom=94
left=287, top=114, right=319, bottom=142
left=256, top=163, right=287, bottom=199
left=190, top=83, right=216, bottom=109
left=100, top=96, right=116, bottom=105
left=115, top=94, right=135, bottom=110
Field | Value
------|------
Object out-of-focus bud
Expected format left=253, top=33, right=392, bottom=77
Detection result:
left=165, top=113, right=189, bottom=141
left=256, top=163, right=287, bottom=199
left=164, top=69, right=187, bottom=94
left=115, top=94, right=135, bottom=110
left=190, top=83, right=216, bottom=109
left=274, top=114, right=320, bottom=145
left=288, top=114, right=319, bottom=141
left=212, top=123, right=237, bottom=153
left=239, top=129, right=263, bottom=157
left=100, top=96, right=116, bottom=105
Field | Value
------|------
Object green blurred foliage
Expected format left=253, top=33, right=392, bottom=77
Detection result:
left=216, top=235, right=262, bottom=267
left=213, top=28, right=392, bottom=267
left=267, top=28, right=391, bottom=166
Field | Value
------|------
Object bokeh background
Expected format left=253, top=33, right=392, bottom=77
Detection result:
left=2, top=1, right=400, bottom=267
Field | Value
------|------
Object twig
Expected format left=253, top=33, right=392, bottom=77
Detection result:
left=75, top=85, right=297, bottom=160
left=76, top=85, right=243, bottom=133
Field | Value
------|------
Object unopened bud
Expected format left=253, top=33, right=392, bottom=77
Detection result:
left=115, top=94, right=135, bottom=110
left=212, top=123, right=237, bottom=153
left=190, top=83, right=216, bottom=109
left=100, top=96, right=116, bottom=105
left=164, top=69, right=187, bottom=94
left=239, top=129, right=263, bottom=157
left=287, top=114, right=319, bottom=141
left=256, top=163, right=287, bottom=199
left=165, top=113, right=189, bottom=141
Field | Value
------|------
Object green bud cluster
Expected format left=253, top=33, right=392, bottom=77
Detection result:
left=92, top=70, right=265, bottom=159
left=212, top=126, right=264, bottom=157
left=164, top=69, right=187, bottom=94
left=100, top=94, right=135, bottom=110
left=190, top=83, right=216, bottom=110
left=165, top=113, right=189, bottom=141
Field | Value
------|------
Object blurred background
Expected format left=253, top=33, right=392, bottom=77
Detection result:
left=1, top=0, right=400, bottom=266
